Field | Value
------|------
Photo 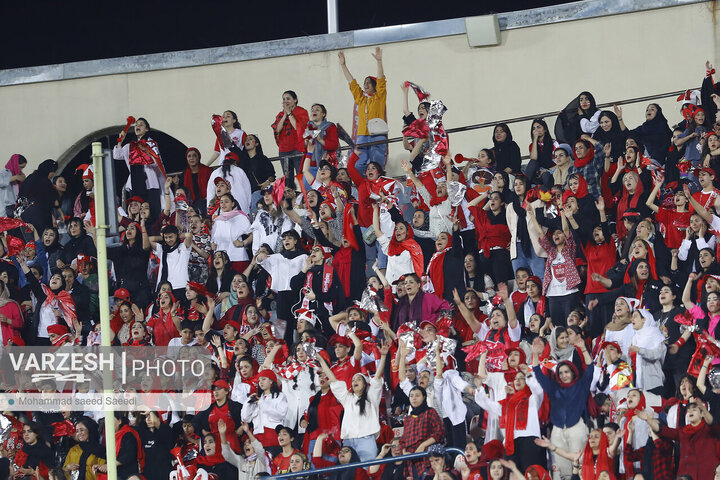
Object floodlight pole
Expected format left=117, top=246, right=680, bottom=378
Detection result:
left=327, top=0, right=338, bottom=34
left=92, top=141, right=117, bottom=480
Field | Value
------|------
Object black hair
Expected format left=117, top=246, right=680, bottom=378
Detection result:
left=366, top=161, right=386, bottom=177
left=283, top=90, right=298, bottom=102
left=492, top=122, right=513, bottom=143
left=224, top=110, right=241, bottom=129
left=364, top=77, right=377, bottom=89
left=311, top=103, right=327, bottom=117
left=180, top=320, right=194, bottom=331
left=136, top=117, right=151, bottom=131
left=515, top=266, right=532, bottom=277
left=419, top=101, right=431, bottom=112
left=577, top=91, right=598, bottom=117
left=567, top=324, right=583, bottom=337
left=160, top=224, right=180, bottom=236
left=355, top=376, right=370, bottom=416
left=289, top=342, right=317, bottom=392
left=246, top=134, right=264, bottom=156
left=219, top=192, right=241, bottom=211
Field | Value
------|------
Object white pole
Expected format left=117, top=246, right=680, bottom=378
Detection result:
left=327, top=0, right=338, bottom=34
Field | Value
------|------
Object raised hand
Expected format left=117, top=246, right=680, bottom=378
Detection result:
left=613, top=104, right=623, bottom=120
left=595, top=195, right=605, bottom=211
left=338, top=51, right=345, bottom=65
left=371, top=47, right=382, bottom=61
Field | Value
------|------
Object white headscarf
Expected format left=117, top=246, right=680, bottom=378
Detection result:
left=631, top=309, right=666, bottom=388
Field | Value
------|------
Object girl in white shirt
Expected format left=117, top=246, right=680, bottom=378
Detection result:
left=317, top=341, right=390, bottom=462
left=240, top=369, right=288, bottom=453
left=211, top=193, right=252, bottom=270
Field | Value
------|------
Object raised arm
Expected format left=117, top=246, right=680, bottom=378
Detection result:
left=645, top=174, right=663, bottom=214
left=375, top=340, right=390, bottom=381
left=400, top=158, right=423, bottom=189
left=372, top=47, right=384, bottom=79
left=337, top=51, right=354, bottom=83
left=682, top=273, right=698, bottom=311
left=685, top=183, right=714, bottom=224
left=141, top=218, right=153, bottom=251
left=453, top=288, right=482, bottom=333
left=401, top=82, right=411, bottom=117
left=497, top=283, right=518, bottom=329
left=372, top=203, right=383, bottom=238
left=349, top=330, right=363, bottom=362
left=316, top=350, right=337, bottom=384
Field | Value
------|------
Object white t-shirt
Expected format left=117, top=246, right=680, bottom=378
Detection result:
left=154, top=242, right=191, bottom=290
left=546, top=250, right=578, bottom=297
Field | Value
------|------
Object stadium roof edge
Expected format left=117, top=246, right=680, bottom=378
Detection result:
left=0, top=0, right=706, bottom=87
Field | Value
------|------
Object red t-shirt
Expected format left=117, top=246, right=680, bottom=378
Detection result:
left=691, top=189, right=720, bottom=213
left=272, top=449, right=300, bottom=474
left=655, top=207, right=692, bottom=249
left=332, top=356, right=361, bottom=390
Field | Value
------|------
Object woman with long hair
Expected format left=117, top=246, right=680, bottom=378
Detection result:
left=62, top=416, right=106, bottom=480
left=211, top=193, right=252, bottom=273
left=317, top=340, right=389, bottom=461
left=241, top=369, right=289, bottom=453
left=239, top=134, right=275, bottom=213
left=400, top=385, right=445, bottom=478
left=108, top=220, right=151, bottom=309
left=14, top=421, right=54, bottom=480
left=136, top=411, right=173, bottom=480
left=208, top=110, right=247, bottom=165
left=301, top=359, right=343, bottom=463
left=0, top=279, right=23, bottom=344
left=181, top=147, right=213, bottom=209
left=525, top=118, right=556, bottom=186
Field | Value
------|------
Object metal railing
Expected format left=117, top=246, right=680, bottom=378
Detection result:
left=164, top=86, right=696, bottom=178
left=268, top=447, right=465, bottom=479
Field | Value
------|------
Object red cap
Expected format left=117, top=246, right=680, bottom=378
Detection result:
left=526, top=276, right=542, bottom=288
left=214, top=177, right=230, bottom=186
left=600, top=341, right=622, bottom=353
left=226, top=320, right=241, bottom=331
left=257, top=369, right=278, bottom=384
left=126, top=196, right=144, bottom=205
left=47, top=324, right=69, bottom=336
left=212, top=380, right=230, bottom=391
left=24, top=242, right=36, bottom=250
left=700, top=167, right=717, bottom=178
left=419, top=320, right=437, bottom=331
left=114, top=288, right=131, bottom=300
left=186, top=147, right=202, bottom=160
left=328, top=334, right=352, bottom=348
left=504, top=347, right=527, bottom=365
left=225, top=152, right=240, bottom=163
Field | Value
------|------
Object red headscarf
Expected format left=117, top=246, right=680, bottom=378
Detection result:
left=582, top=430, right=614, bottom=480
left=195, top=434, right=227, bottom=467
left=387, top=223, right=424, bottom=277
left=573, top=143, right=595, bottom=168
left=622, top=390, right=646, bottom=474
left=498, top=382, right=532, bottom=456
left=426, top=233, right=452, bottom=299
left=571, top=174, right=590, bottom=199
left=525, top=464, right=552, bottom=480
left=615, top=173, right=645, bottom=238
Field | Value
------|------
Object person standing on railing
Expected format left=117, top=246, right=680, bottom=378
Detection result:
left=339, top=47, right=387, bottom=174
left=272, top=90, right=309, bottom=188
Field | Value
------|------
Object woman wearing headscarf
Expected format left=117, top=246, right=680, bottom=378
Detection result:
left=372, top=203, right=424, bottom=287
left=239, top=134, right=275, bottom=213
left=532, top=335, right=594, bottom=480
left=0, top=279, right=23, bottom=344
left=0, top=154, right=26, bottom=216
left=182, top=147, right=212, bottom=210
left=14, top=421, right=54, bottom=480
left=472, top=369, right=546, bottom=473
left=555, top=91, right=599, bottom=145
left=535, top=428, right=615, bottom=480
left=398, top=385, right=445, bottom=478
left=18, top=159, right=57, bottom=232
left=391, top=273, right=450, bottom=330
left=629, top=309, right=666, bottom=394
left=630, top=103, right=673, bottom=162
left=492, top=123, right=522, bottom=175
left=17, top=255, right=77, bottom=345
left=211, top=193, right=252, bottom=273
left=63, top=417, right=105, bottom=480
left=587, top=110, right=628, bottom=162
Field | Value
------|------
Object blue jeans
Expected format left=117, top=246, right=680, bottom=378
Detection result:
left=512, top=243, right=546, bottom=278
left=344, top=434, right=378, bottom=462
left=356, top=135, right=388, bottom=173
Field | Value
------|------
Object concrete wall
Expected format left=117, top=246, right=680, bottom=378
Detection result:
left=0, top=1, right=717, bottom=176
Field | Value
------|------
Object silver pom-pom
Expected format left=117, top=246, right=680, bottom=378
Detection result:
left=425, top=100, right=447, bottom=130
left=355, top=286, right=388, bottom=312
left=446, top=181, right=466, bottom=207
left=424, top=336, right=457, bottom=371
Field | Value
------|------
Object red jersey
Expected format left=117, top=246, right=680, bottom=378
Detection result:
left=331, top=356, right=361, bottom=390
left=692, top=189, right=720, bottom=213
left=272, top=449, right=300, bottom=474
left=655, top=207, right=691, bottom=249
left=510, top=290, right=528, bottom=313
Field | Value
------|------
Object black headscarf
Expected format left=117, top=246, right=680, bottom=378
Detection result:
left=20, top=160, right=58, bottom=200
left=408, top=385, right=430, bottom=416
left=492, top=124, right=521, bottom=174
left=631, top=104, right=672, bottom=162
left=555, top=91, right=598, bottom=144
left=592, top=111, right=628, bottom=160
left=75, top=416, right=104, bottom=480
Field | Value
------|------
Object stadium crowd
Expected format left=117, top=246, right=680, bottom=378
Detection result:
left=2, top=48, right=720, bottom=480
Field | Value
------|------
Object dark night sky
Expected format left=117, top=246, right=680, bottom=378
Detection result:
left=1, top=0, right=574, bottom=69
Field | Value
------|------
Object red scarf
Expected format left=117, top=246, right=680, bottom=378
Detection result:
left=573, top=174, right=590, bottom=199
left=343, top=202, right=359, bottom=251
left=334, top=247, right=353, bottom=298
left=196, top=434, right=227, bottom=467
left=426, top=235, right=452, bottom=299
left=182, top=163, right=213, bottom=201
left=582, top=431, right=613, bottom=480
left=41, top=284, right=76, bottom=325
left=622, top=392, right=646, bottom=474
left=129, top=138, right=167, bottom=177
left=469, top=205, right=510, bottom=258
left=616, top=180, right=645, bottom=238
left=117, top=424, right=145, bottom=471
left=573, top=144, right=595, bottom=168
left=305, top=263, right=335, bottom=293
left=387, top=225, right=424, bottom=277
left=682, top=419, right=707, bottom=435
left=499, top=385, right=532, bottom=455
